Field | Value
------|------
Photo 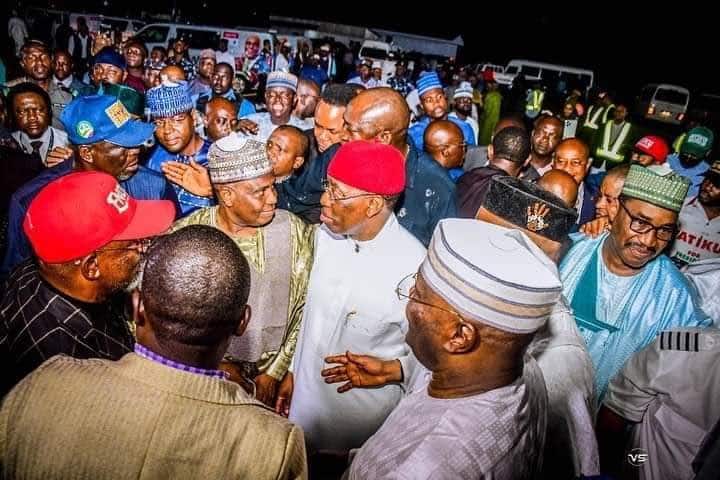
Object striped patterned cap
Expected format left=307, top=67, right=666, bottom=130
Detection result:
left=421, top=219, right=562, bottom=334
left=622, top=164, right=690, bottom=212
left=416, top=72, right=442, bottom=98
left=266, top=71, right=298, bottom=92
left=146, top=80, right=194, bottom=118
left=453, top=81, right=474, bottom=99
left=208, top=134, right=272, bottom=184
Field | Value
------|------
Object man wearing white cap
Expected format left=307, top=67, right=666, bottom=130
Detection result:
left=172, top=134, right=314, bottom=407
left=236, top=71, right=307, bottom=143
left=345, top=218, right=559, bottom=479
left=448, top=81, right=479, bottom=143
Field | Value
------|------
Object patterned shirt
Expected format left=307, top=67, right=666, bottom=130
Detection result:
left=166, top=56, right=196, bottom=81
left=1, top=261, right=134, bottom=395
left=134, top=343, right=228, bottom=380
left=387, top=76, right=414, bottom=97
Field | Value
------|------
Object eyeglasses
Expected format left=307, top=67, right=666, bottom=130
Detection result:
left=395, top=273, right=466, bottom=321
left=619, top=201, right=676, bottom=241
left=96, top=238, right=154, bottom=254
left=322, top=179, right=378, bottom=202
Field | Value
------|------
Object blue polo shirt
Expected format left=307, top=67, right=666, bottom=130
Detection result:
left=1, top=160, right=177, bottom=280
left=408, top=115, right=477, bottom=151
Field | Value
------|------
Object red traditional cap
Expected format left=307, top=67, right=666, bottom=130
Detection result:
left=327, top=141, right=406, bottom=195
left=635, top=136, right=669, bottom=164
left=23, top=171, right=176, bottom=263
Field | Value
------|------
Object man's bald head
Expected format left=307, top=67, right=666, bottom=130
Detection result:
left=537, top=169, right=579, bottom=208
left=205, top=97, right=238, bottom=142
left=553, top=138, right=591, bottom=185
left=160, top=65, right=186, bottom=82
left=424, top=120, right=465, bottom=169
left=344, top=87, right=410, bottom=149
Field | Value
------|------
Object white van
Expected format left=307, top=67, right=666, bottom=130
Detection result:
left=358, top=40, right=399, bottom=80
left=637, top=84, right=690, bottom=125
left=495, top=60, right=594, bottom=93
left=133, top=23, right=274, bottom=65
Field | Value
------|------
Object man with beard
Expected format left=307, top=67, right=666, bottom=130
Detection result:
left=292, top=78, right=320, bottom=130
left=146, top=80, right=214, bottom=216
left=448, top=81, right=478, bottom=143
left=1, top=95, right=177, bottom=279
left=407, top=72, right=476, bottom=150
left=0, top=171, right=175, bottom=395
left=89, top=47, right=128, bottom=89
left=172, top=135, right=314, bottom=408
left=670, top=160, right=720, bottom=266
left=166, top=37, right=196, bottom=80
left=522, top=114, right=563, bottom=182
left=560, top=164, right=710, bottom=400
left=668, top=126, right=715, bottom=198
left=200, top=62, right=256, bottom=118
left=5, top=41, right=72, bottom=131
left=386, top=60, right=413, bottom=97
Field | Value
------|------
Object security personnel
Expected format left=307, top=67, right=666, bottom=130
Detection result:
left=578, top=91, right=614, bottom=150
left=596, top=327, right=720, bottom=480
left=592, top=103, right=636, bottom=168
left=525, top=83, right=545, bottom=120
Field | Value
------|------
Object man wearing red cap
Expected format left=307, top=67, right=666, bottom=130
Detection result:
left=281, top=141, right=426, bottom=454
left=631, top=135, right=670, bottom=166
left=0, top=171, right=175, bottom=395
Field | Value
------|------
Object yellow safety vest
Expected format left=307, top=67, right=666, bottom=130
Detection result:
left=601, top=103, right=615, bottom=124
left=583, top=104, right=604, bottom=130
left=596, top=120, right=631, bottom=164
left=673, top=133, right=686, bottom=153
left=526, top=90, right=544, bottom=116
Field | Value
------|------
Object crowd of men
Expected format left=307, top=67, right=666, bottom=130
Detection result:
left=1, top=14, right=720, bottom=480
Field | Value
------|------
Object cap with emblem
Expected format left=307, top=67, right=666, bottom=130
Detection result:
left=680, top=126, right=714, bottom=158
left=421, top=218, right=562, bottom=333
left=97, top=83, right=145, bottom=117
left=208, top=134, right=272, bottom=184
left=23, top=171, right=175, bottom=263
left=60, top=95, right=155, bottom=147
left=481, top=176, right=578, bottom=242
left=622, top=164, right=690, bottom=212
left=266, top=71, right=298, bottom=92
left=146, top=80, right=194, bottom=119
left=635, top=135, right=669, bottom=164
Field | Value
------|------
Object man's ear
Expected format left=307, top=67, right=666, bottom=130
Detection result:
left=365, top=195, right=385, bottom=218
left=444, top=321, right=477, bottom=354
left=121, top=71, right=128, bottom=82
left=217, top=185, right=234, bottom=208
left=377, top=129, right=393, bottom=145
left=80, top=253, right=100, bottom=281
left=235, top=304, right=251, bottom=337
left=487, top=144, right=494, bottom=161
left=132, top=289, right=146, bottom=327
left=78, top=145, right=94, bottom=164
left=292, top=155, right=305, bottom=170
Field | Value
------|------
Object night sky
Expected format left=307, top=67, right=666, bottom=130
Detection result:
left=8, top=1, right=718, bottom=97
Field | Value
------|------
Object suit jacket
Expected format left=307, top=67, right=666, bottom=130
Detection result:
left=0, top=353, right=307, bottom=480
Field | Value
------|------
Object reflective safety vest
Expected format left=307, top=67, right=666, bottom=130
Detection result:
left=583, top=104, right=605, bottom=130
left=601, top=103, right=615, bottom=124
left=525, top=89, right=544, bottom=118
left=673, top=133, right=687, bottom=153
left=596, top=120, right=631, bottom=164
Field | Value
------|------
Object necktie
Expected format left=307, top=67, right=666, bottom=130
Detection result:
left=30, top=140, right=43, bottom=157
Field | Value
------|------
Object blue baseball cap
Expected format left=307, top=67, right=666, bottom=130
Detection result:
left=61, top=95, right=155, bottom=147
left=92, top=46, right=127, bottom=70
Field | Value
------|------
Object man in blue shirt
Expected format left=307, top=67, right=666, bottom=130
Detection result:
left=667, top=126, right=714, bottom=198
left=408, top=72, right=476, bottom=151
left=195, top=63, right=256, bottom=119
left=146, top=81, right=215, bottom=217
left=1, top=95, right=177, bottom=280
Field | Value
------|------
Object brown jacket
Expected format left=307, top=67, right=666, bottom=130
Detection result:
left=0, top=353, right=307, bottom=479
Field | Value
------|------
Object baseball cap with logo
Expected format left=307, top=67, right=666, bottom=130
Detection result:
left=680, top=126, right=714, bottom=158
left=23, top=172, right=176, bottom=263
left=60, top=95, right=155, bottom=147
left=635, top=135, right=669, bottom=164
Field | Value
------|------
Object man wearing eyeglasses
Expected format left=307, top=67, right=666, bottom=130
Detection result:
left=236, top=71, right=308, bottom=144
left=0, top=171, right=175, bottom=396
left=146, top=80, right=214, bottom=217
left=1, top=94, right=177, bottom=280
left=552, top=138, right=596, bottom=228
left=560, top=164, right=711, bottom=400
left=283, top=141, right=426, bottom=454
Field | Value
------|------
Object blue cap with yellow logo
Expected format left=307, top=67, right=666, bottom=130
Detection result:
left=60, top=95, right=155, bottom=147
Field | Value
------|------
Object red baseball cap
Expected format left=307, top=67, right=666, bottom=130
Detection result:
left=24, top=171, right=176, bottom=263
left=327, top=141, right=406, bottom=195
left=635, top=136, right=670, bottom=164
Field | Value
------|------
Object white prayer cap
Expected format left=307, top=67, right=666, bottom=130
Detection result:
left=420, top=219, right=562, bottom=334
left=208, top=134, right=272, bottom=184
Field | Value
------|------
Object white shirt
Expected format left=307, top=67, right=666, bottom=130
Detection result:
left=683, top=258, right=720, bottom=323
left=604, top=328, right=720, bottom=480
left=346, top=77, right=383, bottom=89
left=347, top=357, right=548, bottom=480
left=574, top=182, right=586, bottom=224
left=671, top=197, right=720, bottom=265
left=289, top=215, right=426, bottom=452
left=215, top=51, right=235, bottom=67
left=53, top=75, right=73, bottom=89
left=274, top=53, right=290, bottom=72
left=11, top=127, right=69, bottom=166
left=528, top=297, right=599, bottom=477
left=68, top=34, right=89, bottom=59
left=238, top=112, right=308, bottom=144
left=8, top=17, right=28, bottom=56
left=449, top=112, right=479, bottom=144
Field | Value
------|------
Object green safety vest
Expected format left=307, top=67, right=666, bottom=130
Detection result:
left=526, top=90, right=544, bottom=116
left=673, top=133, right=686, bottom=153
left=601, top=103, right=615, bottom=124
left=583, top=104, right=604, bottom=130
left=596, top=120, right=631, bottom=164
